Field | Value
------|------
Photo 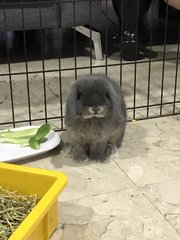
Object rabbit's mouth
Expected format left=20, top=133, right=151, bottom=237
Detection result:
left=83, top=114, right=106, bottom=119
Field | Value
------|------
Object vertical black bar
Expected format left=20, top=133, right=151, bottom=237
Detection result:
left=73, top=1, right=78, bottom=80
left=21, top=1, right=32, bottom=125
left=160, top=1, right=168, bottom=116
left=105, top=0, right=108, bottom=75
left=133, top=0, right=139, bottom=120
left=147, top=1, right=154, bottom=118
left=3, top=5, right=15, bottom=128
left=39, top=1, right=48, bottom=122
left=89, top=0, right=93, bottom=74
left=56, top=2, right=64, bottom=130
left=120, top=0, right=123, bottom=86
left=173, top=22, right=180, bottom=114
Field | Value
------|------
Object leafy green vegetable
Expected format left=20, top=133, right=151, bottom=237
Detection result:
left=0, top=123, right=52, bottom=150
left=28, top=124, right=51, bottom=150
left=29, top=137, right=40, bottom=150
left=33, top=123, right=51, bottom=141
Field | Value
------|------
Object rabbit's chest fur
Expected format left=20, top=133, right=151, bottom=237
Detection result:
left=72, top=116, right=119, bottom=143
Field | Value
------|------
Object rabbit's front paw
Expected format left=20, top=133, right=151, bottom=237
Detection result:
left=89, top=142, right=107, bottom=162
left=89, top=150, right=106, bottom=162
left=105, top=143, right=116, bottom=157
left=72, top=145, right=88, bottom=162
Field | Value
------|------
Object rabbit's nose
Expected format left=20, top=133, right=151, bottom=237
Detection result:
left=89, top=106, right=103, bottom=114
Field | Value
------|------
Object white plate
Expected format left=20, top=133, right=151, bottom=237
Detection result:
left=0, top=126, right=61, bottom=163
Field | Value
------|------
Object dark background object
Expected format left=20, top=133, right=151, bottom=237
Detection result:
left=111, top=0, right=179, bottom=61
left=0, top=0, right=179, bottom=63
left=112, top=0, right=152, bottom=60
left=147, top=0, right=180, bottom=45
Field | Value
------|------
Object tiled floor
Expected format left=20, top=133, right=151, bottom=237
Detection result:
left=0, top=41, right=180, bottom=239
left=22, top=115, right=180, bottom=240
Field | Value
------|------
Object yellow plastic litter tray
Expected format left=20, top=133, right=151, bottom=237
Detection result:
left=0, top=163, right=67, bottom=240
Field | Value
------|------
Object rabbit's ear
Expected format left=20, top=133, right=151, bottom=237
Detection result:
left=65, top=85, right=78, bottom=127
left=111, top=89, right=126, bottom=123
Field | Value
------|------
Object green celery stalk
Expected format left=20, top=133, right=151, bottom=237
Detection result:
left=0, top=137, right=29, bottom=146
left=0, top=128, right=38, bottom=139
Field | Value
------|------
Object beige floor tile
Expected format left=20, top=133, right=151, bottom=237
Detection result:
left=114, top=116, right=180, bottom=186
left=24, top=151, right=135, bottom=202
left=20, top=116, right=180, bottom=239
left=52, top=188, right=180, bottom=240
left=141, top=179, right=180, bottom=234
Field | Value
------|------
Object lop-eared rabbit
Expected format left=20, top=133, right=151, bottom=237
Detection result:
left=65, top=74, right=126, bottom=162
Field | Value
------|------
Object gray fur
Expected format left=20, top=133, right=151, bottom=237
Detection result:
left=65, top=74, right=127, bottom=162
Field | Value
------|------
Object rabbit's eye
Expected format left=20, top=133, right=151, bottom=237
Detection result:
left=77, top=92, right=82, bottom=100
left=106, top=91, right=111, bottom=100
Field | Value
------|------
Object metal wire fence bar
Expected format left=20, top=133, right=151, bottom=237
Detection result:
left=173, top=22, right=180, bottom=114
left=146, top=1, right=154, bottom=118
left=21, top=3, right=32, bottom=125
left=3, top=6, right=15, bottom=128
left=56, top=2, right=64, bottom=130
left=38, top=3, right=48, bottom=123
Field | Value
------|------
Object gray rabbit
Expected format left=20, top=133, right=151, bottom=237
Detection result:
left=65, top=74, right=127, bottom=162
